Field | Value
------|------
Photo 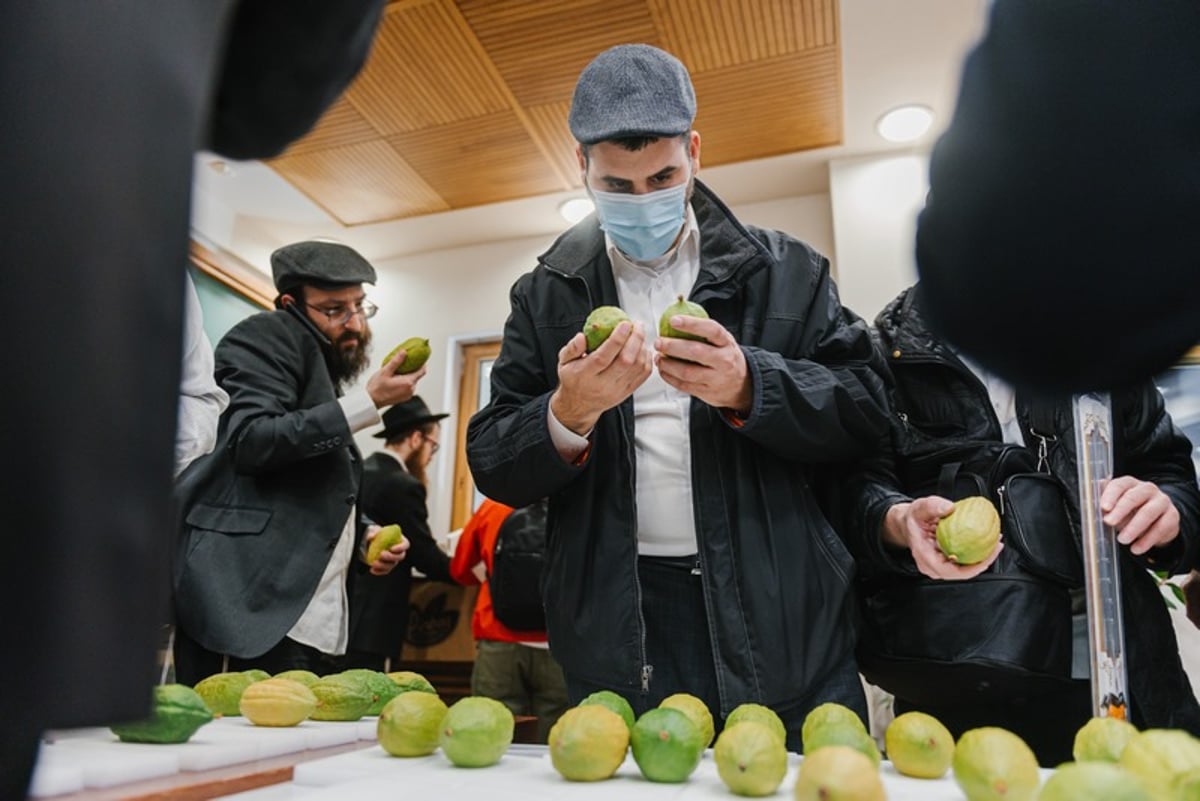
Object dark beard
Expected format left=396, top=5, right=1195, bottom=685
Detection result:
left=329, top=328, right=372, bottom=389
left=404, top=451, right=428, bottom=486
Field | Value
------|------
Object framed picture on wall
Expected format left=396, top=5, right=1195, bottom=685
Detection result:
left=188, top=241, right=272, bottom=344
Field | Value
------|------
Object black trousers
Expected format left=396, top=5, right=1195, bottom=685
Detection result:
left=565, top=554, right=867, bottom=753
left=895, top=678, right=1093, bottom=766
left=173, top=629, right=342, bottom=686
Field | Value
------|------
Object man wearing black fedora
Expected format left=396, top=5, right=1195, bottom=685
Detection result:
left=345, top=396, right=454, bottom=671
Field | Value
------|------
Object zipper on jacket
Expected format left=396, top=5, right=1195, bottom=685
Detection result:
left=546, top=262, right=652, bottom=695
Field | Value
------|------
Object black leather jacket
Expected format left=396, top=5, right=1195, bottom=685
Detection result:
left=466, top=182, right=890, bottom=714
left=846, top=286, right=1200, bottom=731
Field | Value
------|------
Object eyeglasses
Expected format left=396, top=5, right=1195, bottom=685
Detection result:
left=423, top=433, right=441, bottom=455
left=306, top=300, right=378, bottom=326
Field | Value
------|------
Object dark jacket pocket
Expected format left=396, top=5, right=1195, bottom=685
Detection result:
left=185, top=503, right=272, bottom=536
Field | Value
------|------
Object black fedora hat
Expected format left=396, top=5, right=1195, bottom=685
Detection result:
left=374, top=396, right=449, bottom=440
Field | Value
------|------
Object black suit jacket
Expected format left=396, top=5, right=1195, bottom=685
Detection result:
left=1, top=0, right=385, bottom=734
left=349, top=452, right=452, bottom=657
left=175, top=310, right=364, bottom=659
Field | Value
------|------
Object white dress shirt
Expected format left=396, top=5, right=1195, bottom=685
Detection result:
left=286, top=388, right=380, bottom=655
left=549, top=206, right=703, bottom=556
left=174, top=273, right=229, bottom=477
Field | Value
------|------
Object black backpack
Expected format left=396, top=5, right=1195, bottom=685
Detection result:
left=489, top=499, right=548, bottom=631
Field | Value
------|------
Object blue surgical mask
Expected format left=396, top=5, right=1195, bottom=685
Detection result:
left=591, top=181, right=689, bottom=261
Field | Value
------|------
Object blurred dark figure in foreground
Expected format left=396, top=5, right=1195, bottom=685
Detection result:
left=0, top=3, right=387, bottom=797
left=917, top=0, right=1200, bottom=393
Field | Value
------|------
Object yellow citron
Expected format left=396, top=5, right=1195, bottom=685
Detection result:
left=366, top=524, right=405, bottom=565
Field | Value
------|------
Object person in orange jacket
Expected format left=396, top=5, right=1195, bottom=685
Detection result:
left=449, top=499, right=568, bottom=742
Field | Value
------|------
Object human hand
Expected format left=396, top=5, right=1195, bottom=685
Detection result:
left=1101, top=475, right=1180, bottom=555
left=653, top=316, right=751, bottom=414
left=364, top=524, right=409, bottom=576
left=367, top=350, right=426, bottom=408
left=883, top=496, right=1003, bottom=580
left=549, top=320, right=652, bottom=435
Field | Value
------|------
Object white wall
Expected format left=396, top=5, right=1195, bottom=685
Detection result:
left=352, top=192, right=836, bottom=536
left=828, top=152, right=930, bottom=322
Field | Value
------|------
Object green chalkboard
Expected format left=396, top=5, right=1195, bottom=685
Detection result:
left=189, top=265, right=266, bottom=345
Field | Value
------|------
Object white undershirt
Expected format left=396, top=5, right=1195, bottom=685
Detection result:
left=548, top=207, right=702, bottom=556
left=286, top=388, right=380, bottom=655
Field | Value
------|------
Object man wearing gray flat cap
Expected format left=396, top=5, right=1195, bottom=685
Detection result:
left=468, top=44, right=890, bottom=751
left=173, top=240, right=428, bottom=682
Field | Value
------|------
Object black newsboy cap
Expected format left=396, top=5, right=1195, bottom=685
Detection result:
left=569, top=44, right=696, bottom=145
left=270, top=240, right=377, bottom=292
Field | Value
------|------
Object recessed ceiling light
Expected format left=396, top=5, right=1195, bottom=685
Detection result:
left=876, top=105, right=934, bottom=143
left=558, top=197, right=594, bottom=224
left=206, top=158, right=236, bottom=177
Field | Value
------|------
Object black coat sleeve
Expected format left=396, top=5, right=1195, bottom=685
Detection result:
left=466, top=273, right=590, bottom=509
left=915, top=0, right=1200, bottom=393
left=1115, top=384, right=1200, bottom=574
left=361, top=467, right=451, bottom=583
left=207, top=0, right=387, bottom=159
left=732, top=251, right=891, bottom=463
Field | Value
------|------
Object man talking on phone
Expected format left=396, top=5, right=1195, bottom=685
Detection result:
left=173, top=240, right=423, bottom=683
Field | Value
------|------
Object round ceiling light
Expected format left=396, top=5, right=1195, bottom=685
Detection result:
left=876, top=105, right=934, bottom=143
left=558, top=197, right=595, bottom=224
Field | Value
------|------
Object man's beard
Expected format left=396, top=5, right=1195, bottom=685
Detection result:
left=329, top=328, right=372, bottom=389
left=404, top=451, right=428, bottom=487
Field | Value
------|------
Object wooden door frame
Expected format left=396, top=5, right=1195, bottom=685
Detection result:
left=450, top=339, right=501, bottom=529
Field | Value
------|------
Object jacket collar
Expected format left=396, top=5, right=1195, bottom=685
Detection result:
left=875, top=284, right=956, bottom=361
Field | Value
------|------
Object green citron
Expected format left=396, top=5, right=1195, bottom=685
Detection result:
left=242, top=669, right=271, bottom=683
left=110, top=684, right=213, bottom=744
left=1119, top=729, right=1200, bottom=798
left=387, top=670, right=437, bottom=695
left=1074, top=716, right=1139, bottom=763
left=725, top=703, right=787, bottom=746
left=952, top=726, right=1040, bottom=801
left=579, top=690, right=636, bottom=733
left=274, top=669, right=320, bottom=687
left=549, top=704, right=630, bottom=781
left=582, top=306, right=631, bottom=352
left=630, top=706, right=705, bottom=783
left=936, top=496, right=1001, bottom=565
left=382, top=336, right=431, bottom=373
left=800, top=702, right=866, bottom=746
left=377, top=690, right=448, bottom=757
left=309, top=674, right=374, bottom=721
left=660, top=692, right=715, bottom=748
left=658, top=294, right=709, bottom=342
left=239, top=678, right=317, bottom=727
left=439, top=696, right=515, bottom=768
left=794, top=745, right=885, bottom=801
left=194, top=671, right=256, bottom=717
left=714, top=721, right=789, bottom=797
left=1038, top=762, right=1153, bottom=801
left=1176, top=766, right=1200, bottom=800
left=804, top=722, right=880, bottom=767
left=365, top=524, right=405, bottom=566
left=885, top=710, right=955, bottom=779
left=339, top=668, right=401, bottom=716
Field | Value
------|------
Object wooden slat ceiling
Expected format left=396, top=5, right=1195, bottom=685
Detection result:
left=269, top=0, right=841, bottom=226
